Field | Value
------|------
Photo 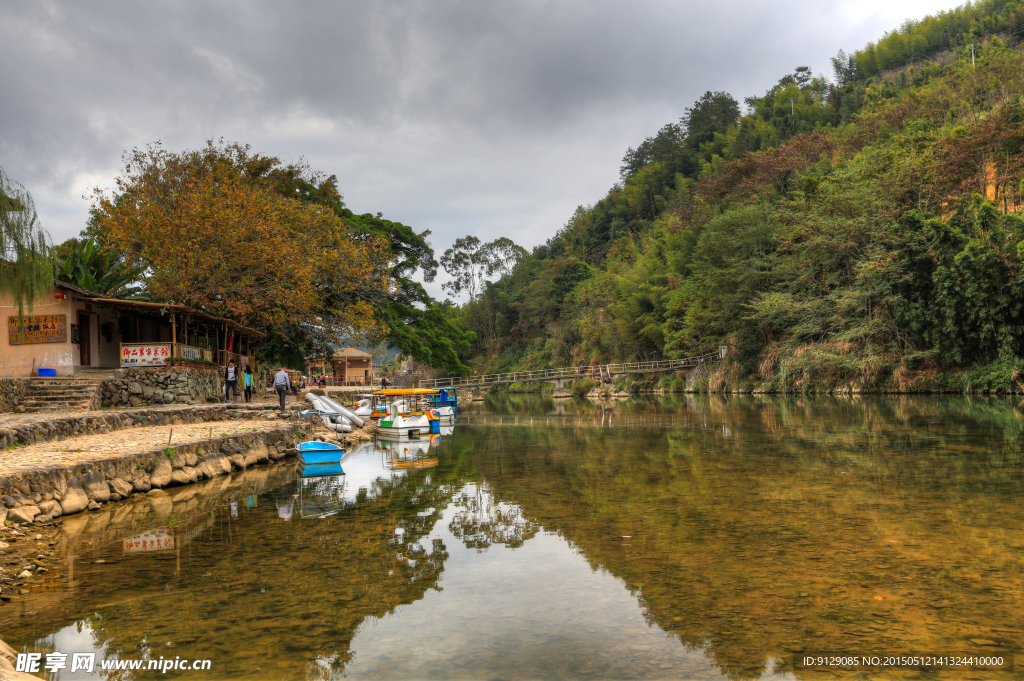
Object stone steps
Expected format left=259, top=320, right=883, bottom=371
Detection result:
left=24, top=387, right=97, bottom=396
left=19, top=378, right=102, bottom=413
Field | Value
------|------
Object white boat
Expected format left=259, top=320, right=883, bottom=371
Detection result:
left=376, top=402, right=432, bottom=437
left=359, top=389, right=456, bottom=426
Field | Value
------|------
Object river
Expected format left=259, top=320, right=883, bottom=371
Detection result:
left=3, top=395, right=1022, bottom=680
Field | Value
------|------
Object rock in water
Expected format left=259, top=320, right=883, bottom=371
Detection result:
left=80, top=470, right=111, bottom=503
left=37, top=499, right=61, bottom=518
left=87, top=500, right=102, bottom=511
left=7, top=506, right=39, bottom=525
left=60, top=478, right=90, bottom=515
left=109, top=478, right=133, bottom=497
left=149, top=458, right=172, bottom=488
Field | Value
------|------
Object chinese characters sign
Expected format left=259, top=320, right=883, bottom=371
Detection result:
left=123, top=529, right=175, bottom=553
left=7, top=315, right=67, bottom=345
left=178, top=345, right=213, bottom=362
left=120, top=343, right=172, bottom=367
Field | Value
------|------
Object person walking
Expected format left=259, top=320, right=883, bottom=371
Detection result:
left=243, top=367, right=253, bottom=403
left=224, top=361, right=240, bottom=403
left=274, top=367, right=291, bottom=411
left=380, top=374, right=388, bottom=390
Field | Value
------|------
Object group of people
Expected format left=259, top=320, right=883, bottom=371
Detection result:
left=223, top=361, right=295, bottom=409
left=223, top=361, right=254, bottom=403
left=222, top=360, right=393, bottom=411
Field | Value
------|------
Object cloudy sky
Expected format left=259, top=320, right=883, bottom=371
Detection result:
left=2, top=0, right=960, bottom=297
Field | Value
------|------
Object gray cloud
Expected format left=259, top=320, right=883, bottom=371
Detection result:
left=1, top=0, right=962, bottom=298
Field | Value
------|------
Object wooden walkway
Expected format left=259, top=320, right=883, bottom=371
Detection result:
left=419, top=349, right=725, bottom=390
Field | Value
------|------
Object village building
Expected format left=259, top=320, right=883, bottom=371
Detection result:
left=306, top=347, right=376, bottom=386
left=1, top=280, right=264, bottom=378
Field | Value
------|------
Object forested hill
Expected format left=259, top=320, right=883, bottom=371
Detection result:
left=449, top=0, right=1024, bottom=393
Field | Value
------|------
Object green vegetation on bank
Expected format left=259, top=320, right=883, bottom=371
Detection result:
left=450, top=0, right=1024, bottom=393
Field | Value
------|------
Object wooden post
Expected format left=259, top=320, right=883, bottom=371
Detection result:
left=170, top=313, right=177, bottom=356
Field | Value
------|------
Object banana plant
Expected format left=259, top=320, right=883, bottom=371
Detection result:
left=55, top=238, right=148, bottom=298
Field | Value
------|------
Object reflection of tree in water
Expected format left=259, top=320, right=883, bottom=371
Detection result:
left=449, top=482, right=538, bottom=550
left=55, top=465, right=464, bottom=681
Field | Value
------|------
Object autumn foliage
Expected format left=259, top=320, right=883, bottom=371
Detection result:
left=92, top=143, right=392, bottom=344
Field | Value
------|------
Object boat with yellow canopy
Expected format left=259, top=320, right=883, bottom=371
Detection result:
left=353, top=388, right=457, bottom=427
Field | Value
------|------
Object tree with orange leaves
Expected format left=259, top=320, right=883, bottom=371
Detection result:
left=91, top=143, right=392, bottom=351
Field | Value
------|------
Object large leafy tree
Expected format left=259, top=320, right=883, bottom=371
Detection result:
left=92, top=143, right=389, bottom=350
left=0, top=165, right=53, bottom=320
left=209, top=144, right=474, bottom=374
left=343, top=210, right=473, bottom=375
left=440, top=236, right=487, bottom=301
left=441, top=236, right=528, bottom=302
left=682, top=90, right=740, bottom=150
left=94, top=141, right=473, bottom=374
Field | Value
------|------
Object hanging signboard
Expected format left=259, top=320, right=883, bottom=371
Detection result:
left=120, top=343, right=171, bottom=367
left=178, top=345, right=203, bottom=361
left=7, top=315, right=68, bottom=345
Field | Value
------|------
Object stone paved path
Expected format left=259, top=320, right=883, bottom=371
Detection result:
left=0, top=398, right=297, bottom=430
left=0, top=420, right=299, bottom=476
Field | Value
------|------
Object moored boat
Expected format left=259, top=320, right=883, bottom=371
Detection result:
left=296, top=440, right=344, bottom=465
left=363, top=388, right=456, bottom=425
left=376, top=402, right=431, bottom=437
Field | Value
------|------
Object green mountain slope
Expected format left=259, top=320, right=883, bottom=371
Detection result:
left=454, top=1, right=1024, bottom=394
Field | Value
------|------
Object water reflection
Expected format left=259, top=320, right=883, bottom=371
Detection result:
left=2, top=395, right=1023, bottom=680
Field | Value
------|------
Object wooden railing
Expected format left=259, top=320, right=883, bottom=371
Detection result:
left=419, top=349, right=726, bottom=389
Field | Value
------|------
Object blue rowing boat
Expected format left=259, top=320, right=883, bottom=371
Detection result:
left=296, top=440, right=344, bottom=465
left=300, top=461, right=344, bottom=477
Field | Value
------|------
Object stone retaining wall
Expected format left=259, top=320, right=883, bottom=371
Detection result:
left=100, top=367, right=221, bottom=408
left=0, top=404, right=290, bottom=449
left=0, top=425, right=302, bottom=525
left=0, top=379, right=28, bottom=413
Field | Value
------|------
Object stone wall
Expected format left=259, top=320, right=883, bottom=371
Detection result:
left=0, top=379, right=28, bottom=413
left=0, top=404, right=287, bottom=449
left=0, top=425, right=301, bottom=524
left=100, top=367, right=221, bottom=408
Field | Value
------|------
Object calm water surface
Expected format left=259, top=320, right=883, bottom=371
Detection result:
left=3, top=395, right=1023, bottom=680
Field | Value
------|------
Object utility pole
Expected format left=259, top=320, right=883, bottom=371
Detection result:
left=970, top=43, right=975, bottom=65
left=789, top=98, right=795, bottom=115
